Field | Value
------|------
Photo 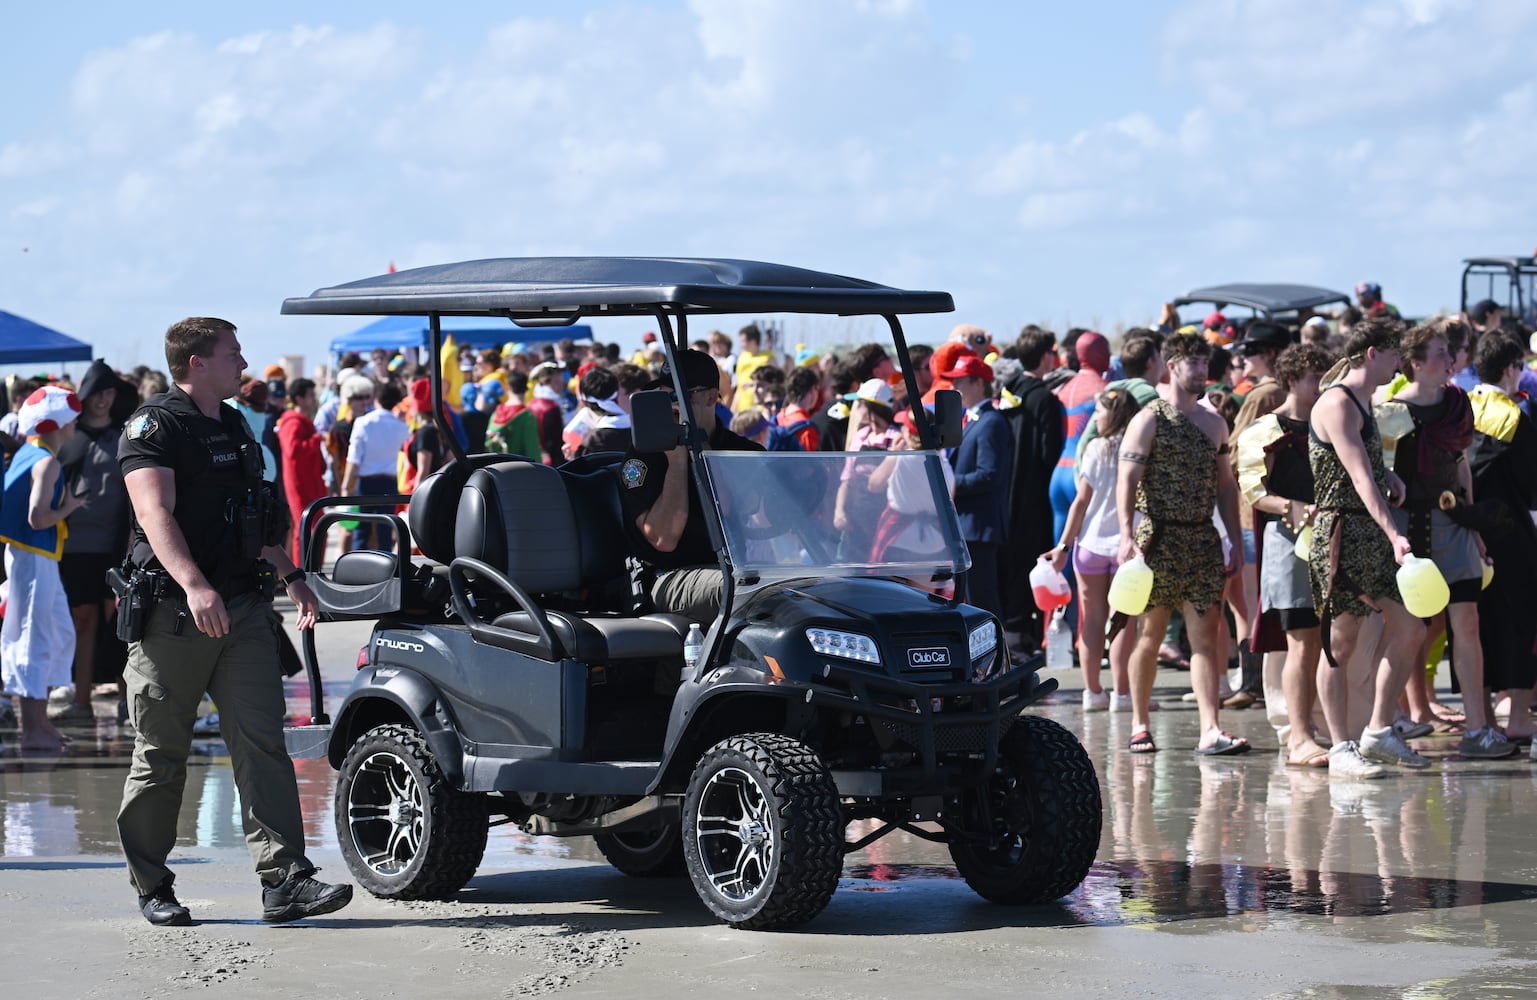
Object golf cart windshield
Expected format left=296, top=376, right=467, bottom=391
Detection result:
left=702, top=451, right=969, bottom=584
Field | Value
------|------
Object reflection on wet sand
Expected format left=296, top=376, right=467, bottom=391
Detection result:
left=4, top=700, right=1537, bottom=935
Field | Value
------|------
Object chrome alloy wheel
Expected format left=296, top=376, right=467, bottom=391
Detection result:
left=346, top=750, right=425, bottom=875
left=692, top=766, right=776, bottom=902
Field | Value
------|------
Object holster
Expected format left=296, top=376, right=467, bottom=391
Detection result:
left=107, top=564, right=156, bottom=643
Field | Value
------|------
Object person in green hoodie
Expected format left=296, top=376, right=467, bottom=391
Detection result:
left=485, top=370, right=541, bottom=459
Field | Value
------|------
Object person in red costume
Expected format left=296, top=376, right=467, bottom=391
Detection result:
left=276, top=378, right=326, bottom=565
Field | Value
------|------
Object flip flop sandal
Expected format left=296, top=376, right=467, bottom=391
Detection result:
left=1195, top=731, right=1251, bottom=756
left=1128, top=730, right=1158, bottom=754
left=1286, top=747, right=1330, bottom=768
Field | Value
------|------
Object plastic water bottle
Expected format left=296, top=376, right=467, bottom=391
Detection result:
left=1029, top=557, right=1072, bottom=612
left=1045, top=608, right=1073, bottom=670
left=683, top=623, right=705, bottom=671
left=1107, top=555, right=1154, bottom=616
left=1396, top=555, right=1450, bottom=618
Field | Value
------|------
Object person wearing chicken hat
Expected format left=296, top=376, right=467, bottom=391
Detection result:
left=0, top=385, right=85, bottom=752
left=621, top=349, right=764, bottom=624
left=944, top=354, right=1014, bottom=647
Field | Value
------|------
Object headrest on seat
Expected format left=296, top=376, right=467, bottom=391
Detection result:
left=410, top=454, right=528, bottom=563
left=456, top=462, right=582, bottom=595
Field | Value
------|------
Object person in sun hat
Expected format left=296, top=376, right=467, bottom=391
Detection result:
left=1, top=386, right=85, bottom=752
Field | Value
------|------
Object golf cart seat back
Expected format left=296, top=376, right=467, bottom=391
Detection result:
left=454, top=461, right=688, bottom=661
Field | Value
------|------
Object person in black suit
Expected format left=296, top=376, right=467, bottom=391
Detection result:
left=997, top=328, right=1065, bottom=654
left=945, top=354, right=1014, bottom=643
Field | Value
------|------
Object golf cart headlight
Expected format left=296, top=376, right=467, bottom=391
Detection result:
left=806, top=628, right=881, bottom=665
left=969, top=621, right=998, bottom=660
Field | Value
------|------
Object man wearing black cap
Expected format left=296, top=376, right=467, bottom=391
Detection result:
left=621, top=349, right=762, bottom=623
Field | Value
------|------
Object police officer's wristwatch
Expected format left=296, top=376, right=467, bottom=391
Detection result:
left=281, top=568, right=307, bottom=588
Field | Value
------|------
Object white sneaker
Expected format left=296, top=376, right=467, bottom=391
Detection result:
left=1360, top=726, right=1431, bottom=768
left=1111, top=693, right=1157, bottom=712
left=192, top=712, right=220, bottom=737
left=1082, top=689, right=1110, bottom=712
left=1328, top=740, right=1388, bottom=779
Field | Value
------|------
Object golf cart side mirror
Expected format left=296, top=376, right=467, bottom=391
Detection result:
left=931, top=389, right=964, bottom=449
left=630, top=389, right=686, bottom=452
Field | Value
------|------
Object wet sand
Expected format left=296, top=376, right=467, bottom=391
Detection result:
left=3, top=613, right=1537, bottom=998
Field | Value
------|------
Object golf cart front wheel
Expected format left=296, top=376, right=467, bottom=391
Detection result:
left=681, top=733, right=843, bottom=930
left=948, top=714, right=1102, bottom=904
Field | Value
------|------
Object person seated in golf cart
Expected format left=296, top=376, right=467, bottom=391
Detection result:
left=621, top=349, right=763, bottom=623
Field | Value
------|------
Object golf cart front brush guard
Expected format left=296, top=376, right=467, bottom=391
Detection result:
left=807, top=661, right=1055, bottom=785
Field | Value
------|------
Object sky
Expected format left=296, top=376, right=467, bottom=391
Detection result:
left=3, top=0, right=1536, bottom=375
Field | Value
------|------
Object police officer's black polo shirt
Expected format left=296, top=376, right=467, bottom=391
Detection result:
left=619, top=423, right=763, bottom=570
left=119, top=386, right=264, bottom=592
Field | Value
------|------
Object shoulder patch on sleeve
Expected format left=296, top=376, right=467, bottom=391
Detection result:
left=125, top=411, right=159, bottom=441
left=621, top=458, right=648, bottom=489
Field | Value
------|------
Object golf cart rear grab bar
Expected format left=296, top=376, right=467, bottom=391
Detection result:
left=448, top=556, right=566, bottom=659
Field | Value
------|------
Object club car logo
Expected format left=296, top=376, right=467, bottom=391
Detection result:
left=375, top=637, right=425, bottom=654
left=907, top=647, right=950, bottom=668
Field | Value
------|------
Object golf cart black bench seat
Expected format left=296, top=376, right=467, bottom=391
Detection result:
left=451, top=459, right=690, bottom=661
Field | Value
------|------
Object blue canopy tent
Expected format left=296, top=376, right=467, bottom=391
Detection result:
left=0, top=310, right=93, bottom=364
left=328, top=315, right=594, bottom=355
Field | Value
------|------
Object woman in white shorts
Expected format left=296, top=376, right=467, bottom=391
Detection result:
left=1044, top=387, right=1143, bottom=712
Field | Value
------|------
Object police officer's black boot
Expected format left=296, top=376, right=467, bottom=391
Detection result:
left=261, top=868, right=353, bottom=923
left=139, top=879, right=192, bottom=926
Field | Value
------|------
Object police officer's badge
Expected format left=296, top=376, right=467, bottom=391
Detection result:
left=621, top=458, right=648, bottom=489
left=125, top=412, right=158, bottom=441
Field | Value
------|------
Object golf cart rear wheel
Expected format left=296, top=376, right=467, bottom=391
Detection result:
left=594, top=825, right=686, bottom=877
left=948, top=714, right=1101, bottom=904
left=335, top=723, right=489, bottom=900
left=682, top=733, right=843, bottom=930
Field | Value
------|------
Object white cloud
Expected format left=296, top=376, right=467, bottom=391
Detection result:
left=5, top=0, right=1537, bottom=368
left=0, top=141, right=78, bottom=180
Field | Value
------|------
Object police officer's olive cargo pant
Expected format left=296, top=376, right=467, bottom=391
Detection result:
left=118, top=592, right=311, bottom=894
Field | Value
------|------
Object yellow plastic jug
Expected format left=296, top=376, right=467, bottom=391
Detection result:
left=1396, top=555, right=1449, bottom=618
left=1293, top=524, right=1313, bottom=563
left=1108, top=555, right=1154, bottom=616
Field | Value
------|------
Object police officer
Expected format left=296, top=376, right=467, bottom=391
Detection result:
left=117, top=317, right=352, bottom=926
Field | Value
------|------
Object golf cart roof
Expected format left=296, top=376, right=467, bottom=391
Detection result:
left=1463, top=256, right=1537, bottom=271
left=281, top=257, right=954, bottom=321
left=1172, top=283, right=1350, bottom=316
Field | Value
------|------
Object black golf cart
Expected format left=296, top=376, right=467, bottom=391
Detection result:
left=1173, top=282, right=1351, bottom=329
left=1460, top=256, right=1537, bottom=326
left=281, top=257, right=1101, bottom=930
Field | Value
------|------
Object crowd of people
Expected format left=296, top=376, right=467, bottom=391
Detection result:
left=2, top=290, right=1535, bottom=784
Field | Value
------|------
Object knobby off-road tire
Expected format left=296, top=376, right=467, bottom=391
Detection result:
left=335, top=723, right=489, bottom=900
left=948, top=714, right=1101, bottom=904
left=681, top=733, right=843, bottom=930
left=594, top=825, right=686, bottom=877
